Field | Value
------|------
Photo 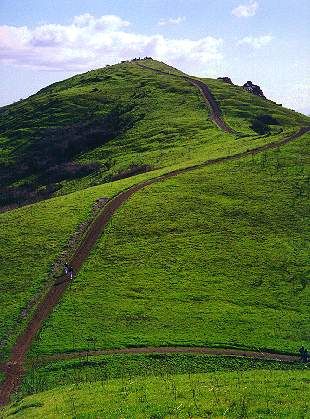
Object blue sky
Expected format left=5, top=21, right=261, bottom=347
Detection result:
left=1, top=0, right=309, bottom=113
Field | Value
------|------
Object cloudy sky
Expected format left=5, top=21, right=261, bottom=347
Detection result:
left=1, top=0, right=309, bottom=114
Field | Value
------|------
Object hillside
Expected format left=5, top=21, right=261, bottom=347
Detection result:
left=27, top=135, right=310, bottom=356
left=1, top=58, right=309, bottom=209
left=0, top=59, right=309, bottom=414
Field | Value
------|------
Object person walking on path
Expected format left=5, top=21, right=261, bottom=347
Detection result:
left=68, top=265, right=74, bottom=280
left=299, top=346, right=308, bottom=362
left=64, top=262, right=69, bottom=275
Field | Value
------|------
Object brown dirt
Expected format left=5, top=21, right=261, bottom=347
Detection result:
left=0, top=71, right=309, bottom=406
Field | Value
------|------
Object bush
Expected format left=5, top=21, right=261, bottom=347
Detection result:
left=251, top=114, right=279, bottom=134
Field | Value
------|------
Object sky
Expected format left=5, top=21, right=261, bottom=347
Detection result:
left=0, top=0, right=309, bottom=114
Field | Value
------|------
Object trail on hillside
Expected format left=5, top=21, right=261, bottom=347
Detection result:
left=0, top=126, right=309, bottom=406
left=1, top=62, right=309, bottom=407
left=136, top=63, right=234, bottom=133
left=31, top=346, right=300, bottom=367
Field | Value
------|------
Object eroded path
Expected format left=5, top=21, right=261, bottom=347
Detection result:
left=0, top=75, right=309, bottom=407
left=31, top=346, right=299, bottom=368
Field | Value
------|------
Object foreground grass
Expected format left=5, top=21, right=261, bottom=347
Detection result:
left=3, top=369, right=309, bottom=418
left=29, top=134, right=310, bottom=356
left=20, top=354, right=305, bottom=398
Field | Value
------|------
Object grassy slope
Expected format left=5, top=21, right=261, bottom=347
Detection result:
left=202, top=76, right=308, bottom=134
left=138, top=59, right=310, bottom=133
left=1, top=129, right=302, bottom=362
left=29, top=134, right=310, bottom=357
left=2, top=59, right=308, bottom=359
left=1, top=59, right=309, bottom=201
left=1, top=167, right=184, bottom=360
left=0, top=128, right=297, bottom=360
left=0, top=61, right=219, bottom=196
left=3, top=368, right=309, bottom=418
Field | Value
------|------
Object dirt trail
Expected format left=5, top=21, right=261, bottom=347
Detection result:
left=0, top=89, right=309, bottom=408
left=136, top=63, right=234, bottom=132
left=33, top=346, right=299, bottom=367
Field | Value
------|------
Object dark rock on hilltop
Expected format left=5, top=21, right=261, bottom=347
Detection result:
left=217, top=77, right=234, bottom=85
left=243, top=81, right=266, bottom=99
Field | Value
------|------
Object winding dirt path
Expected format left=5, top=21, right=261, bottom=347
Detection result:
left=0, top=74, right=309, bottom=407
left=32, top=346, right=300, bottom=367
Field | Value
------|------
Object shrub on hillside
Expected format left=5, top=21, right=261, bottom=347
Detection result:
left=251, top=114, right=279, bottom=135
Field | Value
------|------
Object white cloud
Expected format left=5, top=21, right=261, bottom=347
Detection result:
left=0, top=14, right=223, bottom=72
left=232, top=1, right=258, bottom=17
left=268, top=82, right=310, bottom=115
left=158, top=16, right=186, bottom=26
left=237, top=34, right=273, bottom=48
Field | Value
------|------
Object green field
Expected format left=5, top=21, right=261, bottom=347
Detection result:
left=3, top=367, right=309, bottom=418
left=27, top=134, right=310, bottom=357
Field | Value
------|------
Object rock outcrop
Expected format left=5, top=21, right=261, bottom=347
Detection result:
left=243, top=81, right=266, bottom=98
left=217, top=77, right=234, bottom=85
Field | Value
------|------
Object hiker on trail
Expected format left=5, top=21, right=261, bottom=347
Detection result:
left=64, top=262, right=69, bottom=275
left=299, top=346, right=308, bottom=362
left=68, top=265, right=74, bottom=280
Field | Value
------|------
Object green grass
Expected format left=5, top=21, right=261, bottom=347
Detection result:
left=1, top=123, right=303, bottom=360
left=0, top=171, right=169, bottom=360
left=2, top=368, right=309, bottom=418
left=1, top=60, right=222, bottom=198
left=28, top=134, right=310, bottom=357
left=137, top=58, right=310, bottom=133
left=1, top=59, right=309, bottom=205
left=20, top=354, right=306, bottom=398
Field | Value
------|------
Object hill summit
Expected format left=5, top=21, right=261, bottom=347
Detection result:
left=0, top=58, right=309, bottom=210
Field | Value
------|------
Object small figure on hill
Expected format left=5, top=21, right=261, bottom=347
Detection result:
left=64, top=262, right=69, bottom=275
left=299, top=346, right=308, bottom=362
left=68, top=265, right=74, bottom=280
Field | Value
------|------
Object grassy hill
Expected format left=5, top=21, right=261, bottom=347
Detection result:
left=0, top=59, right=309, bottom=415
left=1, top=59, right=309, bottom=209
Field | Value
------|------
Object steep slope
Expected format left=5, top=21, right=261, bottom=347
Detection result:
left=1, top=59, right=309, bottom=209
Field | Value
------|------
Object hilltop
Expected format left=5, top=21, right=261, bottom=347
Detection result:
left=1, top=58, right=309, bottom=210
